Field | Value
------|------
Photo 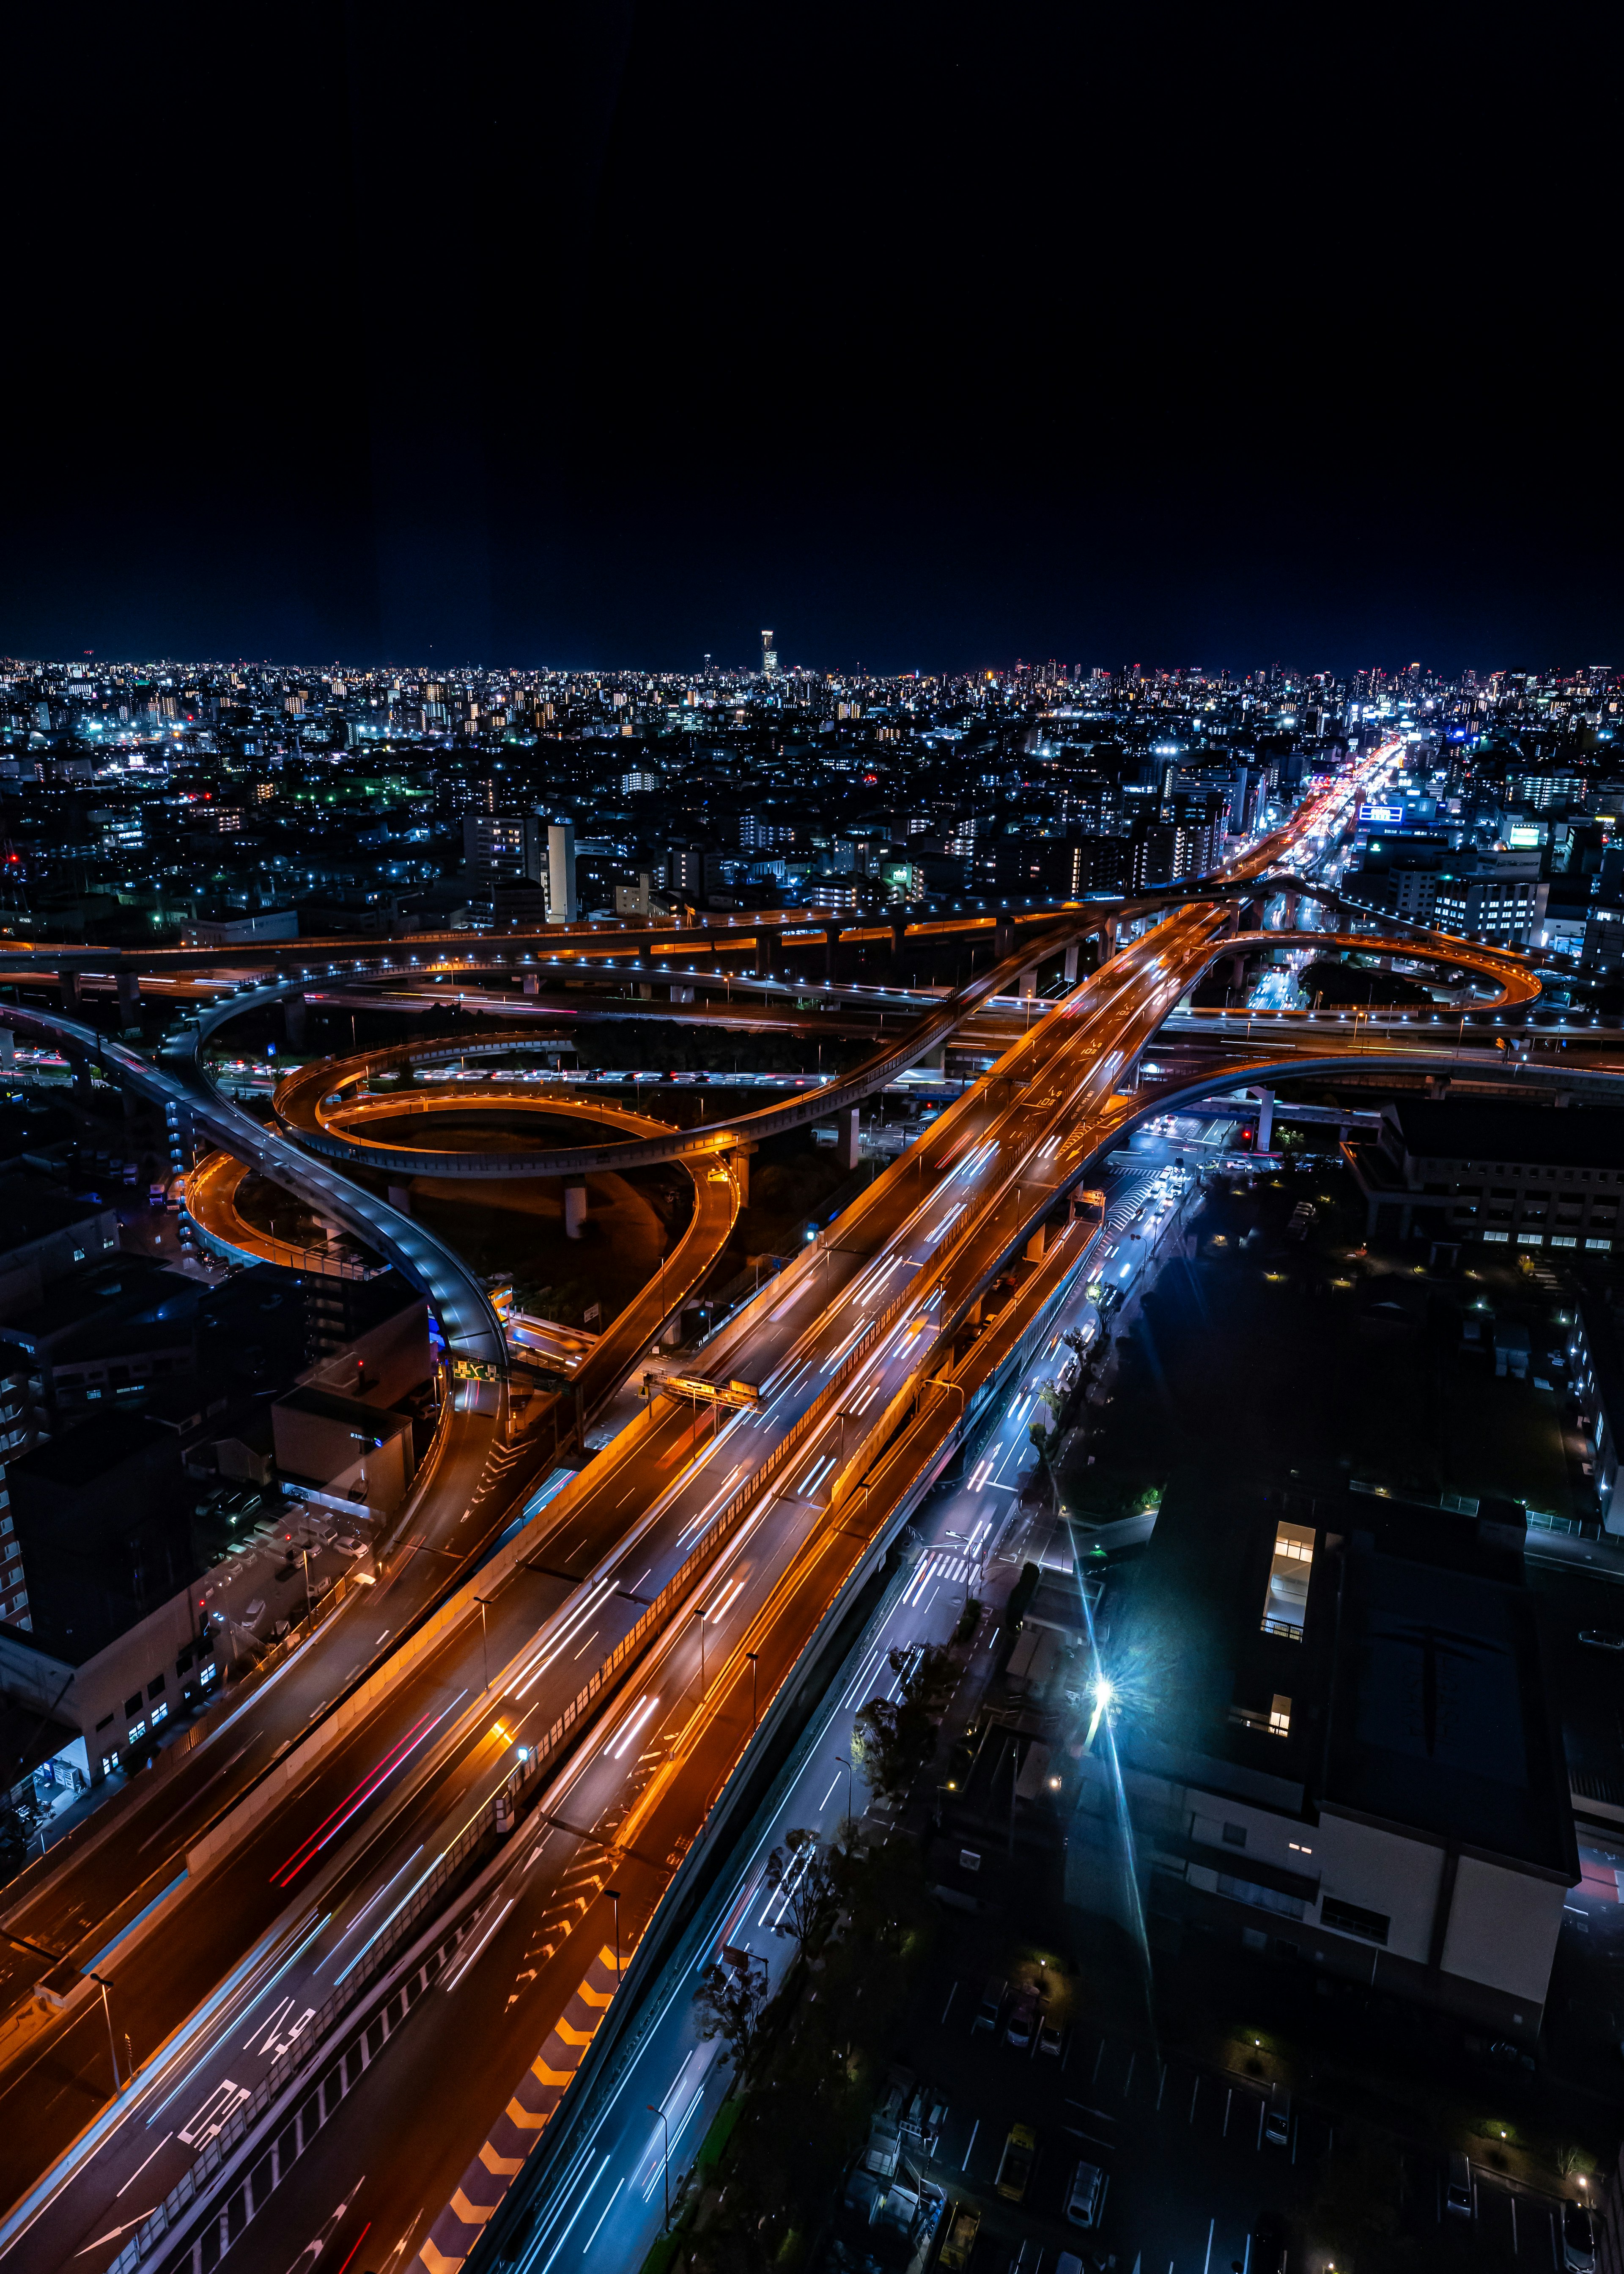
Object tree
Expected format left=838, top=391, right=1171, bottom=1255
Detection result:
left=853, top=1645, right=954, bottom=1812
left=762, top=1827, right=838, bottom=1956
left=694, top=1956, right=768, bottom=2082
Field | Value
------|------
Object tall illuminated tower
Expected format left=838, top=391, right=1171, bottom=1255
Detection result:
left=761, top=629, right=778, bottom=679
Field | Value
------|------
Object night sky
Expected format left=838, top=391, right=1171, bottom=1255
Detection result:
left=5, top=5, right=1617, bottom=674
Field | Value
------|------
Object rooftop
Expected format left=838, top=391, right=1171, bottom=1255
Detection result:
left=1120, top=1474, right=1575, bottom=1879
left=1388, top=1098, right=1623, bottom=1172
left=0, top=1177, right=112, bottom=1261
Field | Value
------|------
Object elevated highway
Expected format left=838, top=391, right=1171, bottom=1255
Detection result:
left=11, top=734, right=1526, bottom=2264
left=263, top=920, right=1099, bottom=1178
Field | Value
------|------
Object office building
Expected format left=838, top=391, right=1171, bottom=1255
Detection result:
left=1067, top=1478, right=1577, bottom=2043
left=545, top=819, right=577, bottom=924
left=1344, top=1099, right=1622, bottom=1255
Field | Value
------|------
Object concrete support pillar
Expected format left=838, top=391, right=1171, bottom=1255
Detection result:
left=1250, top=1086, right=1274, bottom=1153
left=730, top=1145, right=752, bottom=1204
left=1062, top=940, right=1080, bottom=984
left=918, top=1042, right=946, bottom=1071
left=116, top=971, right=141, bottom=1027
left=563, top=1184, right=588, bottom=1240
left=668, top=984, right=694, bottom=1004
left=0, top=1031, right=13, bottom=1069
left=834, top=1107, right=860, bottom=1172
left=757, top=927, right=779, bottom=978
left=1228, top=952, right=1248, bottom=992
left=284, top=994, right=307, bottom=1049
left=1018, top=966, right=1038, bottom=999
left=638, top=982, right=653, bottom=1000
left=59, top=970, right=81, bottom=1013
left=993, top=916, right=1015, bottom=961
left=1024, top=1225, right=1047, bottom=1263
left=889, top=914, right=908, bottom=966
left=823, top=925, right=842, bottom=982
left=1100, top=914, right=1118, bottom=961
left=387, top=1183, right=413, bottom=1217
left=522, top=971, right=539, bottom=996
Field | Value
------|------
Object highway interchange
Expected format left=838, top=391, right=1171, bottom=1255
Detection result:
left=3, top=735, right=1603, bottom=2273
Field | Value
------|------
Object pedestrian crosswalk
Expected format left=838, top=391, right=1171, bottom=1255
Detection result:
left=901, top=1551, right=978, bottom=1607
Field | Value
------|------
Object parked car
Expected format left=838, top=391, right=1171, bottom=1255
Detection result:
left=1446, top=2152, right=1473, bottom=2218
left=971, top=1977, right=1004, bottom=2035
left=1064, top=2158, right=1105, bottom=2227
left=1038, top=2017, right=1063, bottom=2059
left=939, top=2203, right=980, bottom=2270
left=1249, top=2213, right=1288, bottom=2272
left=1563, top=2200, right=1597, bottom=2273
left=1005, top=1988, right=1040, bottom=2049
left=1263, top=2084, right=1291, bottom=2148
left=995, top=2124, right=1037, bottom=2204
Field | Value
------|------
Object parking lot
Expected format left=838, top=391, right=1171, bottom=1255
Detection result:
left=897, top=1967, right=1584, bottom=2271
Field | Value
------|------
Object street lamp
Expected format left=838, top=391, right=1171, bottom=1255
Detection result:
left=693, top=1607, right=706, bottom=1698
left=475, top=1595, right=493, bottom=1693
left=4, top=1932, right=121, bottom=2095
left=834, top=1750, right=853, bottom=1836
left=648, top=2102, right=672, bottom=2232
left=746, top=1650, right=760, bottom=1733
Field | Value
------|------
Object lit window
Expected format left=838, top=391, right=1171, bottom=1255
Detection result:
left=1269, top=1695, right=1292, bottom=1737
left=1260, top=1521, right=1314, bottom=1640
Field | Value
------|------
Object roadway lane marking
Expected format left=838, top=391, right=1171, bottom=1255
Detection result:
left=114, top=2134, right=171, bottom=2197
left=315, top=1848, right=423, bottom=1975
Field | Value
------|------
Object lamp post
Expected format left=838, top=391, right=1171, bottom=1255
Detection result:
left=4, top=1932, right=120, bottom=2095
left=746, top=1650, right=760, bottom=1733
left=693, top=1607, right=706, bottom=1698
left=475, top=1596, right=492, bottom=1693
left=835, top=1750, right=853, bottom=1837
left=607, top=1886, right=621, bottom=1984
left=648, top=2103, right=671, bottom=2233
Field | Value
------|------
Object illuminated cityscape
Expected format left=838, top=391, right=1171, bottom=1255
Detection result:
left=2, top=3, right=1621, bottom=2269
left=0, top=654, right=1610, bottom=2274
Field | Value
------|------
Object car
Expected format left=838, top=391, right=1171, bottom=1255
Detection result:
left=1563, top=2200, right=1598, bottom=2273
left=1446, top=2150, right=1473, bottom=2218
left=1064, top=2157, right=1105, bottom=2227
left=1005, top=1988, right=1040, bottom=2049
left=994, top=2123, right=1037, bottom=2203
left=971, top=1976, right=1004, bottom=2034
left=1038, top=2017, right=1063, bottom=2059
left=939, top=2203, right=980, bottom=2270
left=1263, top=2084, right=1291, bottom=2148
left=1249, top=2214, right=1288, bottom=2273
left=1579, top=1630, right=1624, bottom=1652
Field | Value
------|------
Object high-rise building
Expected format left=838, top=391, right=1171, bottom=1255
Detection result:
left=664, top=842, right=709, bottom=902
left=461, top=813, right=546, bottom=930
left=545, top=821, right=577, bottom=925
left=761, top=630, right=779, bottom=680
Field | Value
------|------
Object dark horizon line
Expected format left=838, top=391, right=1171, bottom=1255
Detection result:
left=5, top=650, right=1612, bottom=684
